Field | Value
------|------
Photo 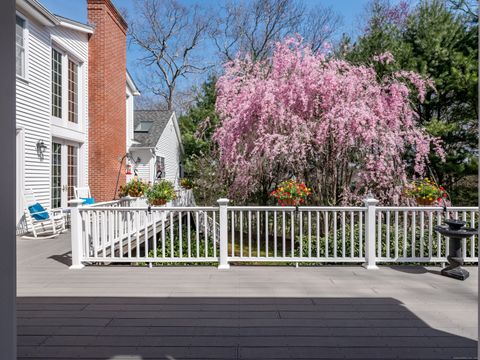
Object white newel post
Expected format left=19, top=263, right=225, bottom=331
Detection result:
left=69, top=199, right=85, bottom=270
left=363, top=196, right=379, bottom=270
left=217, top=198, right=230, bottom=270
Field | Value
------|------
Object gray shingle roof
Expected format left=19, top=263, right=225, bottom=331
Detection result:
left=132, top=110, right=173, bottom=148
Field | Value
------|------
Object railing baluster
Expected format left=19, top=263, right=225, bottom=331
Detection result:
left=324, top=211, right=329, bottom=258
left=153, top=210, right=157, bottom=259
left=144, top=211, right=149, bottom=260
left=170, top=212, right=174, bottom=259
left=446, top=211, right=450, bottom=256
left=419, top=211, right=424, bottom=258
left=411, top=211, right=416, bottom=258
left=403, top=211, right=407, bottom=258
left=248, top=210, right=252, bottom=258
left=386, top=211, right=390, bottom=259
left=265, top=210, right=269, bottom=258
left=376, top=211, right=381, bottom=258
left=316, top=211, right=320, bottom=258
left=179, top=211, right=183, bottom=258
left=333, top=211, right=337, bottom=258
left=342, top=211, right=346, bottom=258
left=299, top=211, right=303, bottom=258
left=350, top=211, right=354, bottom=258
left=204, top=210, right=209, bottom=258
left=257, top=211, right=261, bottom=257
left=127, top=211, right=131, bottom=258
left=274, top=211, right=277, bottom=258
left=428, top=211, right=433, bottom=258
left=291, top=211, right=294, bottom=258
left=212, top=211, right=216, bottom=258
left=359, top=211, right=363, bottom=258
left=187, top=211, right=191, bottom=258
left=282, top=211, right=286, bottom=257
left=133, top=211, right=140, bottom=259
left=437, top=212, right=441, bottom=259
left=162, top=212, right=166, bottom=258
left=231, top=211, right=235, bottom=257
left=102, top=211, right=107, bottom=258
left=195, top=211, right=199, bottom=258
left=240, top=211, right=243, bottom=258
left=462, top=211, right=467, bottom=258
left=308, top=211, right=312, bottom=258
left=471, top=211, right=476, bottom=258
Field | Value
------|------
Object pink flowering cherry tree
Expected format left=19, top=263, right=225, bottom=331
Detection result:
left=214, top=37, right=444, bottom=205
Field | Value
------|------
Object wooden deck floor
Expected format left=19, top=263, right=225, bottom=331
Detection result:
left=17, top=231, right=478, bottom=359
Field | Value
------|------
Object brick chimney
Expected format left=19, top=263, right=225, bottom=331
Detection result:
left=87, top=0, right=128, bottom=202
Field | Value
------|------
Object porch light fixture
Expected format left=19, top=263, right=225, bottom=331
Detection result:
left=36, top=140, right=47, bottom=159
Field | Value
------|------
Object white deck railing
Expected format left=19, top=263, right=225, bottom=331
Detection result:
left=68, top=197, right=479, bottom=269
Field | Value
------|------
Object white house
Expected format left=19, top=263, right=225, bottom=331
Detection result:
left=129, top=110, right=184, bottom=188
left=15, top=0, right=92, bottom=227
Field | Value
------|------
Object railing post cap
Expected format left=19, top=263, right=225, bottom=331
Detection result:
left=363, top=197, right=379, bottom=206
left=68, top=199, right=85, bottom=207
left=217, top=198, right=230, bottom=205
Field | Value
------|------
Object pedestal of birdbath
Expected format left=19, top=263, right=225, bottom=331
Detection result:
left=433, top=219, right=477, bottom=281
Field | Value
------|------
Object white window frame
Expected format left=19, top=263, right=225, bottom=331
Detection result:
left=51, top=42, right=84, bottom=133
left=15, top=12, right=29, bottom=82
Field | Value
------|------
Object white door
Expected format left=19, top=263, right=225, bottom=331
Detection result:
left=51, top=140, right=79, bottom=208
left=16, top=129, right=25, bottom=223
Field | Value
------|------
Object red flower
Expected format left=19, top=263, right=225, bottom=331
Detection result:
left=443, top=192, right=447, bottom=197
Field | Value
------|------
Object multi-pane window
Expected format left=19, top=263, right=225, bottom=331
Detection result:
left=16, top=16, right=25, bottom=77
left=51, top=143, right=62, bottom=209
left=52, top=49, right=62, bottom=118
left=68, top=60, right=78, bottom=123
left=67, top=145, right=78, bottom=200
left=156, top=156, right=165, bottom=180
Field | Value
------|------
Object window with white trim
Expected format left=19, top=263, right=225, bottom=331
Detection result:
left=52, top=49, right=62, bottom=118
left=68, top=59, right=78, bottom=123
left=16, top=15, right=25, bottom=77
left=155, top=156, right=165, bottom=180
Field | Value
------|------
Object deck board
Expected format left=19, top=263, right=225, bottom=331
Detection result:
left=17, top=232, right=478, bottom=359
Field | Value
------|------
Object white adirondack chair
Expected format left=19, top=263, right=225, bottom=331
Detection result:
left=23, top=189, right=66, bottom=239
left=74, top=186, right=91, bottom=200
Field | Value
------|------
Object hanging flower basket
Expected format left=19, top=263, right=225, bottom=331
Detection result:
left=404, top=178, right=447, bottom=206
left=270, top=179, right=311, bottom=206
left=150, top=199, right=167, bottom=206
left=416, top=197, right=436, bottom=206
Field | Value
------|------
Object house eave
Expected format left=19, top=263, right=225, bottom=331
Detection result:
left=16, top=0, right=60, bottom=27
left=126, top=71, right=141, bottom=96
left=56, top=15, right=94, bottom=34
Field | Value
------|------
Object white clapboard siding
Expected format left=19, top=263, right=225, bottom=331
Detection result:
left=16, top=15, right=53, bottom=208
left=132, top=149, right=154, bottom=183
left=155, top=114, right=182, bottom=188
left=16, top=10, right=89, bottom=227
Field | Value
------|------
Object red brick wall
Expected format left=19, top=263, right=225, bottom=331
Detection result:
left=87, top=0, right=128, bottom=202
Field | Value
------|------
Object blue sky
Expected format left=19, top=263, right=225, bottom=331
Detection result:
left=37, top=0, right=398, bottom=103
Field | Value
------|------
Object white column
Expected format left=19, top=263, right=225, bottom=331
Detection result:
left=363, top=196, right=379, bottom=270
left=217, top=198, right=230, bottom=269
left=69, top=199, right=85, bottom=269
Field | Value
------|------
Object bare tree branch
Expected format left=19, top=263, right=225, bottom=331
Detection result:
left=128, top=0, right=214, bottom=110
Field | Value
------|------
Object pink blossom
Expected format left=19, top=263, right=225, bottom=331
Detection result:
left=214, top=38, right=443, bottom=205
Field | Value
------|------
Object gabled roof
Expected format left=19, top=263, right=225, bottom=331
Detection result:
left=132, top=110, right=174, bottom=148
left=16, top=0, right=94, bottom=33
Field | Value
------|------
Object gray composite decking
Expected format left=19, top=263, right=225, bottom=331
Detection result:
left=17, top=231, right=478, bottom=359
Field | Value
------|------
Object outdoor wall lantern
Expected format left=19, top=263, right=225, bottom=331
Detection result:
left=36, top=140, right=47, bottom=159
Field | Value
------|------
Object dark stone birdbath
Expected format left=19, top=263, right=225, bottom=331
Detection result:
left=433, top=219, right=477, bottom=281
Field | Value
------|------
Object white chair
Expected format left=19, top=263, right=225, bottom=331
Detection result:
left=22, top=189, right=66, bottom=239
left=74, top=186, right=91, bottom=199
